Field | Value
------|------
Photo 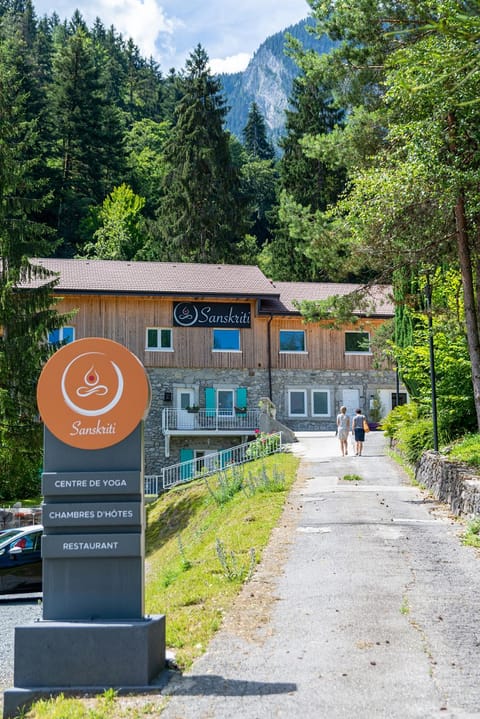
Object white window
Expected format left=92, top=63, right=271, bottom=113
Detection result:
left=288, top=389, right=307, bottom=417
left=213, top=329, right=240, bottom=352
left=48, top=327, right=75, bottom=344
left=311, top=389, right=330, bottom=416
left=146, top=327, right=173, bottom=351
left=279, top=330, right=306, bottom=353
left=345, top=331, right=370, bottom=353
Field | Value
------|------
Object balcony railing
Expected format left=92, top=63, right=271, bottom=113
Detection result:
left=145, top=431, right=283, bottom=495
left=161, top=408, right=260, bottom=434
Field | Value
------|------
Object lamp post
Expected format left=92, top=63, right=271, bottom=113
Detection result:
left=424, top=279, right=439, bottom=451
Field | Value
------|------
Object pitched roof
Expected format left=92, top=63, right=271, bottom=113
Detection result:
left=32, top=258, right=279, bottom=298
left=29, top=259, right=394, bottom=317
left=264, top=281, right=394, bottom=317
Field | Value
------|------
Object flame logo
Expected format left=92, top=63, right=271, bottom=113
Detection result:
left=61, top=352, right=124, bottom=416
left=174, top=303, right=199, bottom=326
left=76, top=366, right=109, bottom=398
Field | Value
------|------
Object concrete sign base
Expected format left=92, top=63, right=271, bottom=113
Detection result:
left=3, top=615, right=165, bottom=719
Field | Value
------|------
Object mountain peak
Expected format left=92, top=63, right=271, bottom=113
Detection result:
left=220, top=18, right=334, bottom=145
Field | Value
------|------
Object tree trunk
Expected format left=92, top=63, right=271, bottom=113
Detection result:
left=455, top=193, right=480, bottom=430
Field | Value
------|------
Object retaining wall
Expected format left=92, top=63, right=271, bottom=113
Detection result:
left=415, top=451, right=480, bottom=517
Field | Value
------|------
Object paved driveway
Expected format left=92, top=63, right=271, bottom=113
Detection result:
left=159, top=431, right=480, bottom=719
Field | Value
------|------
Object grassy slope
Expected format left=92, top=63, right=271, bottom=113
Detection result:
left=145, top=453, right=299, bottom=668
left=23, top=452, right=299, bottom=718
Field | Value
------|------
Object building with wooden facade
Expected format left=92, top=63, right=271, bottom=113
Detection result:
left=34, top=258, right=405, bottom=476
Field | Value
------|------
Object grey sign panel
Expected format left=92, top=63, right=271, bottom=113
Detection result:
left=42, top=502, right=142, bottom=527
left=42, top=533, right=143, bottom=558
left=42, top=471, right=141, bottom=496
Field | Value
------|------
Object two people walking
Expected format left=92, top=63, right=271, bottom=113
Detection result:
left=336, top=407, right=368, bottom=456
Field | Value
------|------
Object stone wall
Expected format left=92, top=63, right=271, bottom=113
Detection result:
left=415, top=451, right=480, bottom=517
left=143, top=366, right=398, bottom=475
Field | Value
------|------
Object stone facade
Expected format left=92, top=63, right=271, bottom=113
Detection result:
left=143, top=366, right=398, bottom=475
left=415, top=451, right=480, bottom=517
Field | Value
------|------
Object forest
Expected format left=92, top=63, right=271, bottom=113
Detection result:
left=1, top=0, right=480, bottom=496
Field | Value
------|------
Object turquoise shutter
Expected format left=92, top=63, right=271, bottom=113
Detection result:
left=205, top=387, right=216, bottom=417
left=236, top=387, right=247, bottom=409
left=220, top=449, right=232, bottom=468
left=180, top=448, right=194, bottom=480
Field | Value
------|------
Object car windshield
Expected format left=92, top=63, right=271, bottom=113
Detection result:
left=0, top=530, right=23, bottom=545
left=0, top=527, right=42, bottom=550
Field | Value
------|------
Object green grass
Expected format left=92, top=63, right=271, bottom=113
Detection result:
left=462, top=517, right=480, bottom=548
left=144, top=454, right=298, bottom=669
left=22, top=453, right=299, bottom=719
left=448, top=434, right=480, bottom=468
left=341, top=473, right=362, bottom=482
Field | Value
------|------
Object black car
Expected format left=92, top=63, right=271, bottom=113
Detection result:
left=0, top=525, right=43, bottom=594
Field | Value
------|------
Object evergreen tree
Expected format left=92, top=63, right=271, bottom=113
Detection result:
left=280, top=74, right=345, bottom=212
left=153, top=45, right=249, bottom=263
left=264, top=71, right=346, bottom=281
left=242, top=102, right=275, bottom=160
left=0, top=27, right=71, bottom=499
left=48, top=22, right=125, bottom=254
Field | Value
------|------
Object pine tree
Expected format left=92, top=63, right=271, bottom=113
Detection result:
left=0, top=26, right=71, bottom=499
left=280, top=74, right=345, bottom=212
left=264, top=72, right=347, bottom=281
left=48, top=22, right=125, bottom=254
left=242, top=102, right=275, bottom=160
left=154, top=45, right=249, bottom=263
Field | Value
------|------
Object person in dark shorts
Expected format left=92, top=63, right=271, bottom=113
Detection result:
left=352, top=408, right=367, bottom=456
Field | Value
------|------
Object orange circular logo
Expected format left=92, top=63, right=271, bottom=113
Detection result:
left=37, top=338, right=150, bottom=449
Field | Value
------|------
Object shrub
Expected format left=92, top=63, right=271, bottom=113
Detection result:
left=395, top=417, right=434, bottom=464
left=381, top=402, right=419, bottom=439
left=245, top=432, right=281, bottom=460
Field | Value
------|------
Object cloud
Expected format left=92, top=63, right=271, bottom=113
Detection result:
left=33, top=0, right=309, bottom=70
left=97, top=0, right=181, bottom=58
left=209, top=53, right=251, bottom=75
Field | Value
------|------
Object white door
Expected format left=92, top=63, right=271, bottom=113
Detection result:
left=177, top=388, right=195, bottom=429
left=342, top=389, right=360, bottom=422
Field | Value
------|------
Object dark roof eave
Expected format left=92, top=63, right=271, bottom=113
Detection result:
left=51, top=288, right=280, bottom=300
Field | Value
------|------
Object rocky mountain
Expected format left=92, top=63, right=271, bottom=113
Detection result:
left=220, top=17, right=335, bottom=148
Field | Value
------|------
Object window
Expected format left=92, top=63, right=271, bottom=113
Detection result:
left=288, top=390, right=307, bottom=417
left=391, top=392, right=407, bottom=409
left=213, top=329, right=240, bottom=351
left=146, top=327, right=173, bottom=351
left=345, top=331, right=370, bottom=353
left=48, top=327, right=75, bottom=344
left=279, top=330, right=306, bottom=353
left=312, top=390, right=330, bottom=416
left=217, top=389, right=234, bottom=416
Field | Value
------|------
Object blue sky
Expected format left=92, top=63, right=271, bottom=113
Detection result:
left=33, top=0, right=311, bottom=73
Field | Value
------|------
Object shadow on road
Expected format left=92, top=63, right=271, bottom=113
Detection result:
left=165, top=674, right=297, bottom=697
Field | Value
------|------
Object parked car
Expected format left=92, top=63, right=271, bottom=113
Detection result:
left=0, top=525, right=43, bottom=594
left=0, top=528, right=25, bottom=541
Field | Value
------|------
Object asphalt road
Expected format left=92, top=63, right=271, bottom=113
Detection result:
left=2, top=433, right=480, bottom=719
left=159, top=431, right=480, bottom=719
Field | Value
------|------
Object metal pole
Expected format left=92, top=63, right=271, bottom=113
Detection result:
left=425, top=280, right=439, bottom=451
left=395, top=365, right=400, bottom=408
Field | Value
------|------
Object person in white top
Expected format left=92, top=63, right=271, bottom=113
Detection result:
left=336, top=406, right=350, bottom=456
